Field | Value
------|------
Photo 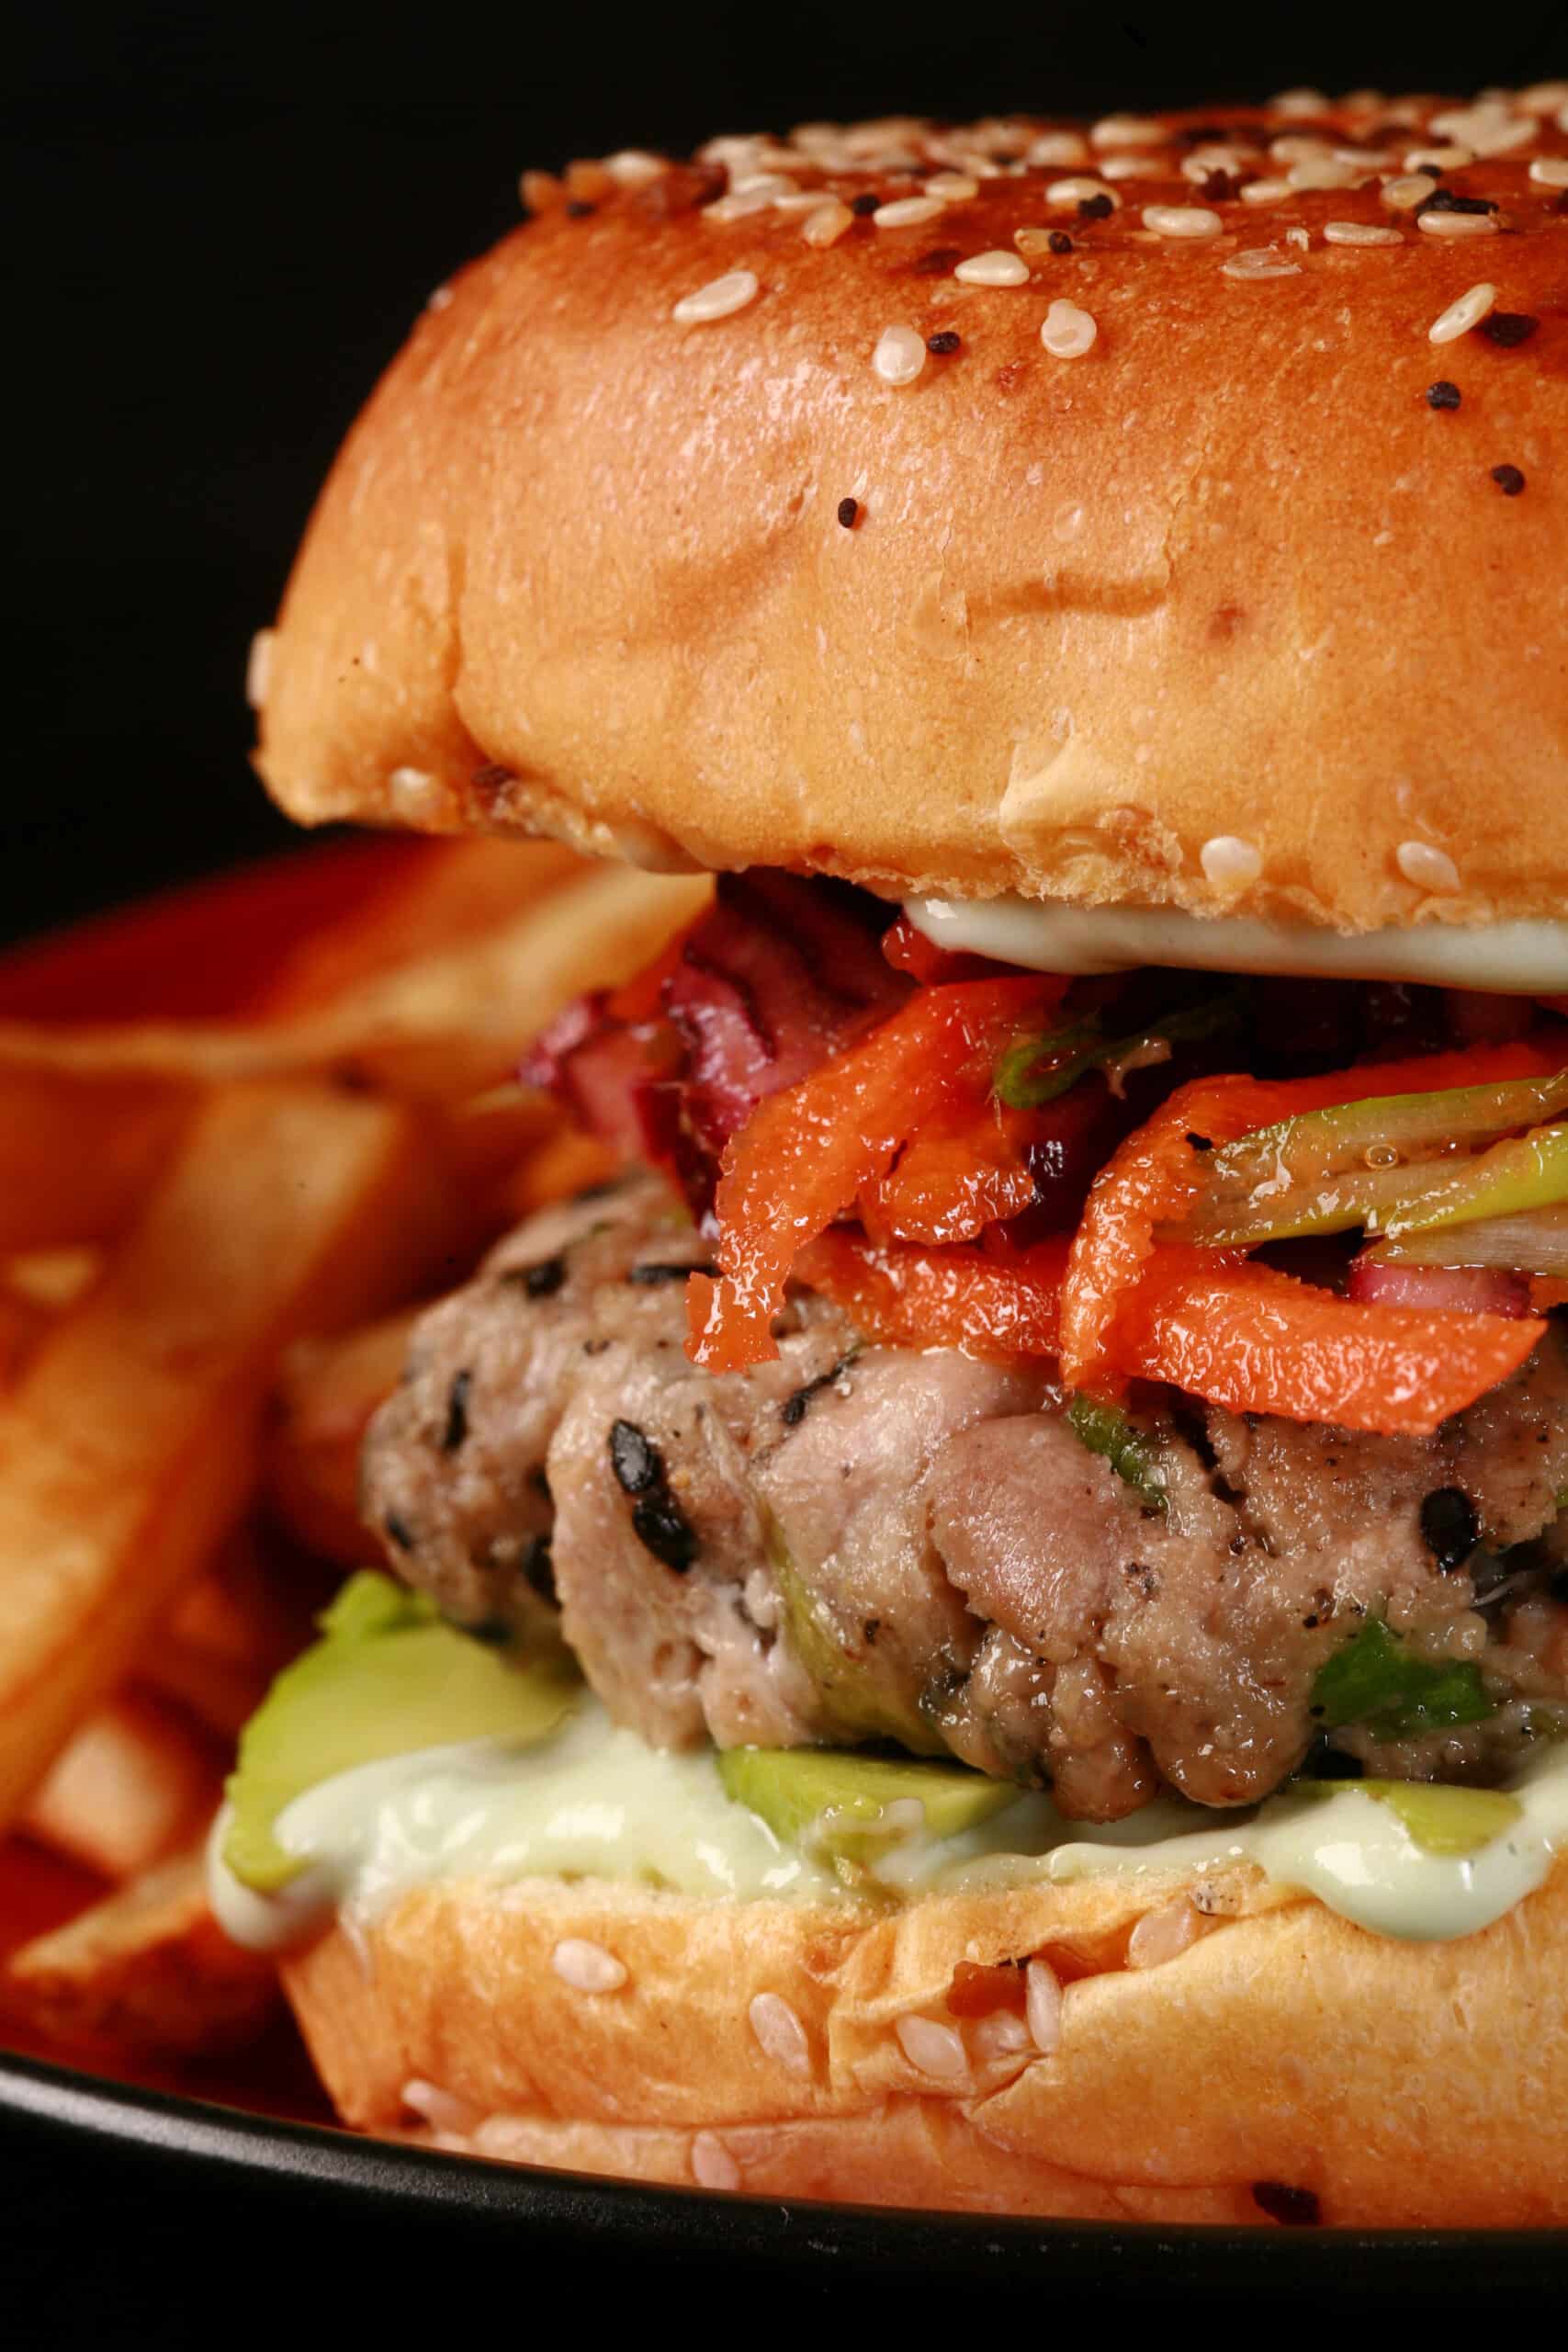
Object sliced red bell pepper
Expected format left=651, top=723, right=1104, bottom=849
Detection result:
left=1060, top=1039, right=1562, bottom=1399
left=1120, top=1247, right=1544, bottom=1438
left=685, top=977, right=1062, bottom=1370
left=859, top=1091, right=1039, bottom=1248
left=798, top=1227, right=1068, bottom=1362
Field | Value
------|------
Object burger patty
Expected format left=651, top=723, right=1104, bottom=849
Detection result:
left=362, top=1174, right=1568, bottom=1819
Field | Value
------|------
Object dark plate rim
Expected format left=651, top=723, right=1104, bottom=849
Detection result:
left=4, top=2043, right=1568, bottom=2291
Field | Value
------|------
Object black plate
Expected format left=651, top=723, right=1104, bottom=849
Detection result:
left=3, top=2044, right=1567, bottom=2315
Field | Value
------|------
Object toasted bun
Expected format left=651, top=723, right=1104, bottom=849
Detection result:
left=280, top=1852, right=1568, bottom=2225
left=254, top=93, right=1568, bottom=938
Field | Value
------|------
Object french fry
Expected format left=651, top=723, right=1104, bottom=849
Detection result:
left=21, top=1691, right=221, bottom=1882
left=0, top=865, right=711, bottom=1102
left=137, top=1527, right=322, bottom=1738
left=501, top=1124, right=622, bottom=1221
left=0, top=1079, right=460, bottom=1831
left=265, top=1306, right=419, bottom=1566
left=0, top=1071, right=189, bottom=1254
left=3, top=1838, right=278, bottom=2055
left=263, top=835, right=586, bottom=1014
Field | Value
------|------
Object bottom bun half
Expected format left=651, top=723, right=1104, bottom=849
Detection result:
left=280, top=1860, right=1568, bottom=2227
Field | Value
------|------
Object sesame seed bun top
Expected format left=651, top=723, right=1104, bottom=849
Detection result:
left=254, top=87, right=1568, bottom=938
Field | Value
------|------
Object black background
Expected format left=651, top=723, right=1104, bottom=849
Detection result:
left=7, top=1, right=1568, bottom=945
left=5, top=10, right=1568, bottom=2326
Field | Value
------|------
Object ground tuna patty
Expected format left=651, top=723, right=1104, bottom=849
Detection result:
left=362, top=1174, right=1568, bottom=1819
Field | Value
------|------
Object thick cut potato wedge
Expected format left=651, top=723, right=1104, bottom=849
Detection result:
left=0, top=1080, right=457, bottom=1830
left=21, top=1691, right=221, bottom=1881
left=265, top=1307, right=421, bottom=1566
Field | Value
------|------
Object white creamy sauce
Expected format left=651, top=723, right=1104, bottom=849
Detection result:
left=209, top=1694, right=1568, bottom=1955
left=904, top=895, right=1568, bottom=996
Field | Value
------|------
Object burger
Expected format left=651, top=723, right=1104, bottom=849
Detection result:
left=218, top=85, right=1568, bottom=2226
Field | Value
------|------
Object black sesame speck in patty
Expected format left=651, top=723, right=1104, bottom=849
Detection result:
left=507, top=1256, right=567, bottom=1299
left=441, top=1368, right=472, bottom=1453
left=626, top=1260, right=716, bottom=1285
left=1419, top=1487, right=1480, bottom=1573
left=608, top=1419, right=699, bottom=1572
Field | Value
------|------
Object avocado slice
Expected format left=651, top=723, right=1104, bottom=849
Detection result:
left=222, top=1571, right=580, bottom=1894
left=771, top=1543, right=942, bottom=1755
left=717, top=1744, right=1017, bottom=1872
left=1359, top=1780, right=1522, bottom=1859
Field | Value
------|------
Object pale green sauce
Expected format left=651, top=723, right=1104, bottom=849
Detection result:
left=207, top=1696, right=1568, bottom=1955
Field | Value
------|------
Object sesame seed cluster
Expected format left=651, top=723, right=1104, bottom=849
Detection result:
left=522, top=85, right=1566, bottom=413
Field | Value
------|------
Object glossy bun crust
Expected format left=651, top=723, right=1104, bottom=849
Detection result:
left=255, top=91, right=1568, bottom=938
left=281, top=1853, right=1568, bottom=2225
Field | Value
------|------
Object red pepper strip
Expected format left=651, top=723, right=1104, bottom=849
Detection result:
left=881, top=914, right=1011, bottom=986
left=1119, top=1246, right=1544, bottom=1438
left=685, top=977, right=1062, bottom=1370
left=860, top=1091, right=1039, bottom=1247
left=799, top=1227, right=1068, bottom=1362
left=1061, top=1039, right=1562, bottom=1397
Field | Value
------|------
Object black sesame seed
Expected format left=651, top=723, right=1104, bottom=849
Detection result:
left=383, top=1511, right=415, bottom=1553
left=837, top=495, right=860, bottom=528
left=1419, top=1486, right=1480, bottom=1573
left=911, top=244, right=963, bottom=276
left=863, top=1618, right=881, bottom=1645
left=609, top=1419, right=660, bottom=1495
left=631, top=1494, right=699, bottom=1573
left=1416, top=189, right=1496, bottom=217
left=441, top=1368, right=472, bottom=1454
left=564, top=199, right=596, bottom=220
left=1492, top=463, right=1527, bottom=496
left=926, top=329, right=961, bottom=355
left=851, top=192, right=880, bottom=217
left=627, top=1260, right=716, bottom=1284
left=1481, top=311, right=1539, bottom=348
left=508, top=1256, right=567, bottom=1298
left=1078, top=193, right=1114, bottom=220
left=521, top=1533, right=557, bottom=1606
left=781, top=1353, right=857, bottom=1428
left=1252, top=2181, right=1322, bottom=2228
left=1047, top=230, right=1074, bottom=254
left=1426, top=379, right=1461, bottom=412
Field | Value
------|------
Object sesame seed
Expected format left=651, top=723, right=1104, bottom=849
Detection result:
left=924, top=172, right=979, bottom=200
left=748, top=1991, right=812, bottom=2076
left=1520, top=80, right=1568, bottom=115
left=1182, top=144, right=1252, bottom=184
left=1404, top=143, right=1474, bottom=171
left=245, top=628, right=276, bottom=711
left=1045, top=175, right=1120, bottom=211
left=1128, top=1896, right=1203, bottom=1969
left=770, top=190, right=832, bottom=217
left=1417, top=208, right=1500, bottom=240
left=729, top=169, right=796, bottom=199
left=1271, top=87, right=1332, bottom=119
left=425, top=283, right=454, bottom=312
left=1040, top=298, right=1098, bottom=357
left=1269, top=134, right=1335, bottom=166
left=1529, top=157, right=1568, bottom=188
left=1287, top=158, right=1361, bottom=192
left=895, top=2014, right=968, bottom=2078
left=1481, top=312, right=1539, bottom=347
left=1429, top=103, right=1533, bottom=157
left=1239, top=177, right=1292, bottom=207
left=1426, top=379, right=1462, bottom=410
left=1201, top=834, right=1263, bottom=890
left=837, top=496, right=859, bottom=528
left=1323, top=220, right=1403, bottom=246
left=388, top=766, right=441, bottom=820
left=1222, top=247, right=1303, bottom=280
left=1025, top=1958, right=1062, bottom=2054
left=1048, top=230, right=1074, bottom=254
left=1089, top=113, right=1167, bottom=150
left=1396, top=840, right=1461, bottom=892
left=801, top=201, right=852, bottom=247
left=702, top=189, right=778, bottom=223
left=850, top=192, right=881, bottom=217
left=1026, top=131, right=1091, bottom=168
left=691, top=2132, right=742, bottom=2192
left=953, top=248, right=1031, bottom=286
left=874, top=194, right=947, bottom=229
left=1381, top=173, right=1440, bottom=210
left=1284, top=226, right=1311, bottom=250
left=1142, top=204, right=1224, bottom=240
left=1428, top=280, right=1496, bottom=344
left=1077, top=193, right=1114, bottom=221
left=602, top=149, right=667, bottom=188
left=400, top=2078, right=479, bottom=2134
left=550, top=1938, right=628, bottom=1992
left=872, top=324, right=927, bottom=385
left=1491, top=463, right=1527, bottom=496
left=671, top=269, right=760, bottom=325
left=926, top=328, right=961, bottom=354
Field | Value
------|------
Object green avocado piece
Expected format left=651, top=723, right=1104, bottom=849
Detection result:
left=1359, top=1780, right=1522, bottom=1860
left=771, top=1544, right=942, bottom=1755
left=221, top=1571, right=580, bottom=1894
left=717, top=1745, right=1017, bottom=1870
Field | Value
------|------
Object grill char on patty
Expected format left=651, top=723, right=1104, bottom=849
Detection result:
left=362, top=1175, right=1568, bottom=1818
